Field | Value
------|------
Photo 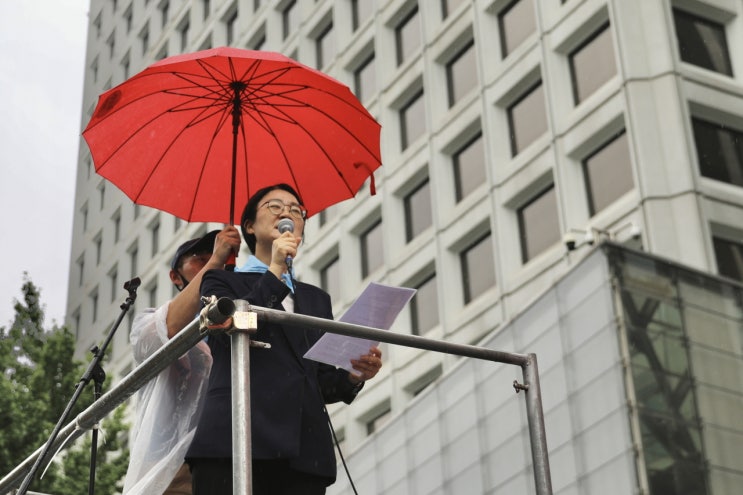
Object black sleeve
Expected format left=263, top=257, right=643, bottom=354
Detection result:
left=200, top=269, right=291, bottom=308
left=317, top=364, right=364, bottom=404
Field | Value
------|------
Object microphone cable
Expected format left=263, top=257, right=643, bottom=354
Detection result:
left=294, top=273, right=360, bottom=494
left=325, top=405, right=359, bottom=495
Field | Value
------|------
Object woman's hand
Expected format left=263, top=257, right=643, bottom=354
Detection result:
left=349, top=346, right=383, bottom=384
left=269, top=231, right=300, bottom=277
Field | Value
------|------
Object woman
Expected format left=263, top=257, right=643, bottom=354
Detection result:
left=186, top=184, right=382, bottom=494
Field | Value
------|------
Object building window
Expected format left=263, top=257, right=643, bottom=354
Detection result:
left=395, top=6, right=421, bottom=66
left=73, top=310, right=81, bottom=340
left=98, top=182, right=106, bottom=209
left=140, top=23, right=150, bottom=55
left=130, top=244, right=139, bottom=278
left=320, top=255, right=340, bottom=303
left=405, top=178, right=432, bottom=242
left=125, top=6, right=133, bottom=33
left=122, top=52, right=130, bottom=79
left=446, top=40, right=477, bottom=107
left=93, top=12, right=102, bottom=38
left=442, top=0, right=467, bottom=19
left=160, top=0, right=170, bottom=28
left=180, top=18, right=190, bottom=51
left=461, top=233, right=495, bottom=303
left=109, top=266, right=118, bottom=302
left=361, top=220, right=384, bottom=278
left=150, top=221, right=160, bottom=256
left=91, top=289, right=99, bottom=323
left=583, top=131, right=633, bottom=215
left=673, top=9, right=733, bottom=76
left=113, top=210, right=121, bottom=243
left=400, top=89, right=426, bottom=150
left=81, top=203, right=88, bottom=232
left=202, top=0, right=210, bottom=20
left=78, top=256, right=85, bottom=286
left=319, top=204, right=340, bottom=227
left=616, top=261, right=710, bottom=495
left=107, top=32, right=115, bottom=58
left=91, top=58, right=98, bottom=83
left=410, top=273, right=439, bottom=335
left=351, top=0, right=375, bottom=31
left=251, top=33, right=266, bottom=51
left=366, top=407, right=392, bottom=435
left=282, top=0, right=298, bottom=40
left=174, top=217, right=182, bottom=232
left=692, top=118, right=743, bottom=187
left=569, top=23, right=616, bottom=104
left=518, top=185, right=560, bottom=262
left=95, top=233, right=103, bottom=265
left=498, top=0, right=536, bottom=58
left=225, top=8, right=238, bottom=45
left=354, top=53, right=376, bottom=103
left=316, top=22, right=336, bottom=69
left=453, top=133, right=486, bottom=202
left=713, top=236, right=743, bottom=282
left=508, top=82, right=547, bottom=156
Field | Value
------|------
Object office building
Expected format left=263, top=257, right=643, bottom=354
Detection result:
left=68, top=0, right=743, bottom=492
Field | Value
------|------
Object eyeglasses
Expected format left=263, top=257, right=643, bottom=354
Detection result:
left=260, top=199, right=307, bottom=219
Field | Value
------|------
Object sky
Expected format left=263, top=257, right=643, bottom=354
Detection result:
left=0, top=1, right=89, bottom=328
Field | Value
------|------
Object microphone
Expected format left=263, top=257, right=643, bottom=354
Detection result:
left=277, top=218, right=295, bottom=270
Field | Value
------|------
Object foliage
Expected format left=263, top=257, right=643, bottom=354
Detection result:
left=0, top=274, right=129, bottom=494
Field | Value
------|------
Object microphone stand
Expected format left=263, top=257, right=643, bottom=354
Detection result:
left=16, top=277, right=141, bottom=495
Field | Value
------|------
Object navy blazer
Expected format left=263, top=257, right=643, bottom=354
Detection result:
left=185, top=269, right=360, bottom=481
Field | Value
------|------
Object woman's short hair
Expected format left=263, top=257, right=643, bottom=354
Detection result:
left=240, top=183, right=303, bottom=253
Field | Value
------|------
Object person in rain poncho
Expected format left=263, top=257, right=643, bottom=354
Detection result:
left=123, top=226, right=241, bottom=494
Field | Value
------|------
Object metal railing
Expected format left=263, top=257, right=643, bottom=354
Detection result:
left=0, top=300, right=552, bottom=495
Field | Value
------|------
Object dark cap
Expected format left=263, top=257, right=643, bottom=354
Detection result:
left=170, top=230, right=220, bottom=270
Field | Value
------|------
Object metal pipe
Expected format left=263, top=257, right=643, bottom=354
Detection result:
left=522, top=354, right=553, bottom=495
left=250, top=305, right=529, bottom=367
left=231, top=330, right=253, bottom=494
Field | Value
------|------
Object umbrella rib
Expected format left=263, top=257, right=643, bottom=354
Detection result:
left=244, top=81, right=381, bottom=164
left=239, top=109, right=306, bottom=205
left=186, top=108, right=234, bottom=222
left=247, top=83, right=382, bottom=162
left=132, top=104, right=233, bottom=215
left=94, top=87, right=231, bottom=174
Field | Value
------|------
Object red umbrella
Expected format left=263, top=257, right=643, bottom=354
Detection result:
left=83, top=47, right=382, bottom=225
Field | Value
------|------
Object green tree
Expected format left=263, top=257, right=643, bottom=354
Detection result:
left=0, top=274, right=129, bottom=494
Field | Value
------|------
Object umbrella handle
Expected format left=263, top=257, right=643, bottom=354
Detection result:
left=225, top=252, right=236, bottom=272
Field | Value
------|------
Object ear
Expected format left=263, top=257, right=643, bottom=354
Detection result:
left=244, top=220, right=255, bottom=235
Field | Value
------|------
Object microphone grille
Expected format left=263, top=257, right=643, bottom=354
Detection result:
left=277, top=218, right=295, bottom=233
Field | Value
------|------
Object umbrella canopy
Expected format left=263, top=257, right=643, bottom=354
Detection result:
left=83, top=47, right=382, bottom=224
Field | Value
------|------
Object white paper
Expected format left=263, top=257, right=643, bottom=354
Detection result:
left=303, top=282, right=416, bottom=371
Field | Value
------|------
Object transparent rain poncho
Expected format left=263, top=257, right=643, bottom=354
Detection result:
left=122, top=302, right=212, bottom=494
